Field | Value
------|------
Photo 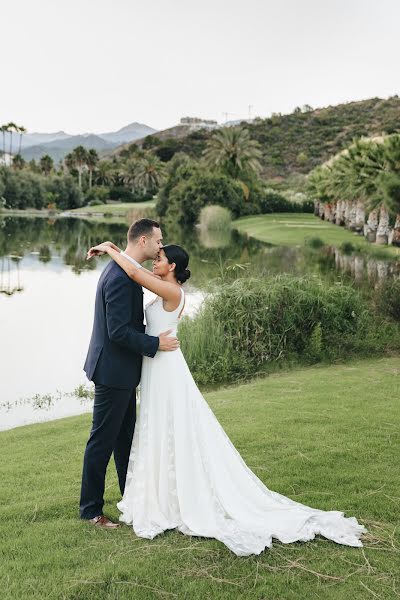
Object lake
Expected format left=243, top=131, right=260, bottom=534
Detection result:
left=1, top=214, right=399, bottom=430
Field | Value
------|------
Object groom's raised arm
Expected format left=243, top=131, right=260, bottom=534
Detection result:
left=104, top=275, right=159, bottom=358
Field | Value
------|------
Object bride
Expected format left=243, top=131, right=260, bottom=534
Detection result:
left=87, top=239, right=366, bottom=556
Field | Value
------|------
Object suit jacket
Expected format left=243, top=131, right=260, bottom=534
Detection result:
left=83, top=260, right=159, bottom=389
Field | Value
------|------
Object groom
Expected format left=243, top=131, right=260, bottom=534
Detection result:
left=80, top=218, right=179, bottom=528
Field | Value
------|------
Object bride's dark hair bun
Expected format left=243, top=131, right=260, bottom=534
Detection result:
left=162, top=244, right=191, bottom=284
left=179, top=268, right=191, bottom=284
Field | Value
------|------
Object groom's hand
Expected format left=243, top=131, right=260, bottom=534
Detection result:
left=158, top=330, right=180, bottom=352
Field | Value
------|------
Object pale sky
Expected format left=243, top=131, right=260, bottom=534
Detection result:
left=1, top=0, right=399, bottom=134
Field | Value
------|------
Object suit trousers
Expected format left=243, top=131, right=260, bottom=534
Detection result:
left=79, top=383, right=136, bottom=519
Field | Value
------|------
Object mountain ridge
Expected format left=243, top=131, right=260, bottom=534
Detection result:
left=0, top=122, right=157, bottom=161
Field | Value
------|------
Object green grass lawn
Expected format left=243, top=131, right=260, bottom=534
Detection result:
left=234, top=213, right=400, bottom=257
left=1, top=201, right=157, bottom=224
left=1, top=356, right=399, bottom=599
left=67, top=201, right=156, bottom=216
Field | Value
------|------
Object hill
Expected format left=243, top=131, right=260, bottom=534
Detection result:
left=109, top=123, right=198, bottom=156
left=112, top=97, right=400, bottom=180
left=247, top=96, right=400, bottom=179
left=21, top=134, right=115, bottom=162
left=15, top=122, right=157, bottom=161
left=99, top=122, right=156, bottom=145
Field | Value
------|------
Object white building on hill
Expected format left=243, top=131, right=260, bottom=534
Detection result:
left=179, top=117, right=218, bottom=131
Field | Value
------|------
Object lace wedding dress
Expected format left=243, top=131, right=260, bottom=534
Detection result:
left=117, top=288, right=366, bottom=556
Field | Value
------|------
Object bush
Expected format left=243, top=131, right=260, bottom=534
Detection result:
left=306, top=237, right=325, bottom=249
left=156, top=155, right=198, bottom=218
left=301, top=199, right=315, bottom=213
left=260, top=191, right=298, bottom=213
left=341, top=241, right=356, bottom=254
left=166, top=171, right=244, bottom=226
left=47, top=175, right=83, bottom=210
left=0, top=170, right=5, bottom=200
left=374, top=279, right=400, bottom=321
left=179, top=275, right=399, bottom=385
left=84, top=186, right=109, bottom=205
left=259, top=190, right=314, bottom=214
left=108, top=186, right=134, bottom=202
left=199, top=205, right=232, bottom=230
left=1, top=169, right=47, bottom=209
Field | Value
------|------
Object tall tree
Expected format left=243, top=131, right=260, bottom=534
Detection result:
left=0, top=124, right=9, bottom=161
left=133, top=153, right=166, bottom=194
left=17, top=125, right=27, bottom=154
left=86, top=149, right=99, bottom=188
left=12, top=154, right=25, bottom=170
left=7, top=122, right=18, bottom=156
left=94, top=160, right=114, bottom=186
left=308, top=135, right=400, bottom=245
left=203, top=127, right=262, bottom=179
left=39, top=154, right=54, bottom=176
left=66, top=146, right=88, bottom=188
left=122, top=158, right=140, bottom=193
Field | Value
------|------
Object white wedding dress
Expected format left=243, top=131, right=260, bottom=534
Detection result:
left=117, top=288, right=366, bottom=556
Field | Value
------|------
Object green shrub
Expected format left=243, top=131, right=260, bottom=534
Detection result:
left=84, top=186, right=109, bottom=205
left=306, top=237, right=325, bottom=249
left=108, top=186, right=134, bottom=202
left=47, top=175, right=83, bottom=210
left=166, top=171, right=244, bottom=226
left=374, top=279, right=400, bottom=321
left=341, top=241, right=356, bottom=254
left=1, top=169, right=47, bottom=209
left=179, top=275, right=399, bottom=385
left=301, top=199, right=315, bottom=213
left=304, top=322, right=323, bottom=361
left=199, top=205, right=232, bottom=230
left=259, top=191, right=312, bottom=214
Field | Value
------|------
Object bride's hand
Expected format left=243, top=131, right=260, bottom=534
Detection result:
left=86, top=241, right=119, bottom=260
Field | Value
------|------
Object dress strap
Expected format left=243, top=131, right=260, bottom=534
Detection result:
left=177, top=287, right=185, bottom=318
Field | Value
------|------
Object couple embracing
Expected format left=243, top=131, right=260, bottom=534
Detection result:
left=79, top=218, right=366, bottom=556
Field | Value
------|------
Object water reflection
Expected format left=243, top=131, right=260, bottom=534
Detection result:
left=0, top=255, right=24, bottom=296
left=1, top=215, right=399, bottom=430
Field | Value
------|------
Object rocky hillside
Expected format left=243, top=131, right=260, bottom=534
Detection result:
left=112, top=97, right=400, bottom=180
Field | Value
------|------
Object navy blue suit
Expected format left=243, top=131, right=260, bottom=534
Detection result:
left=80, top=260, right=159, bottom=519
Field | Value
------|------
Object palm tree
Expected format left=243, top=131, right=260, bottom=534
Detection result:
left=133, top=154, right=166, bottom=194
left=17, top=125, right=27, bottom=154
left=122, top=158, right=140, bottom=193
left=365, top=209, right=378, bottom=242
left=307, top=165, right=334, bottom=219
left=39, top=154, right=54, bottom=176
left=66, top=146, right=88, bottom=188
left=0, top=124, right=9, bottom=162
left=7, top=122, right=18, bottom=156
left=203, top=127, right=262, bottom=179
left=12, top=154, right=25, bottom=170
left=377, top=172, right=400, bottom=246
left=381, top=135, right=400, bottom=246
left=93, top=160, right=115, bottom=186
left=86, top=149, right=99, bottom=188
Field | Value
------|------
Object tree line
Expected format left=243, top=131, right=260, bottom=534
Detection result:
left=308, top=135, right=400, bottom=246
left=1, top=121, right=309, bottom=216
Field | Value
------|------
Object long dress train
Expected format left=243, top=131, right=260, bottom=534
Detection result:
left=117, top=289, right=366, bottom=556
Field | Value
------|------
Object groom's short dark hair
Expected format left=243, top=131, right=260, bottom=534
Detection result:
left=128, top=218, right=160, bottom=242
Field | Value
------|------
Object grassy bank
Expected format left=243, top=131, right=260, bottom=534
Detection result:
left=0, top=201, right=157, bottom=223
left=234, top=213, right=400, bottom=257
left=179, top=274, right=400, bottom=385
left=66, top=200, right=156, bottom=217
left=0, top=357, right=399, bottom=599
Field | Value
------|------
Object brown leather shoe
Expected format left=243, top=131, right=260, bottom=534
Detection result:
left=88, top=515, right=120, bottom=529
